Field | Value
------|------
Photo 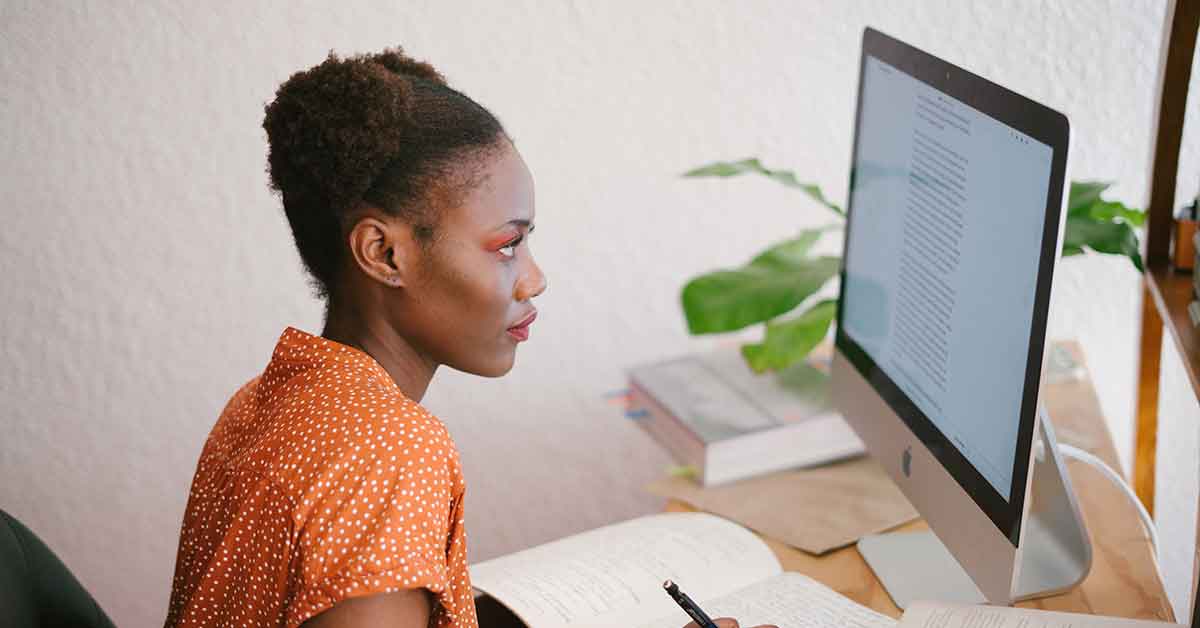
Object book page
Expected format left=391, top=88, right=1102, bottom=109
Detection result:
left=899, top=601, right=1176, bottom=627
left=469, top=513, right=781, bottom=628
left=638, top=572, right=897, bottom=628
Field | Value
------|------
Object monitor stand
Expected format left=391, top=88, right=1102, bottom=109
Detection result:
left=856, top=408, right=1092, bottom=608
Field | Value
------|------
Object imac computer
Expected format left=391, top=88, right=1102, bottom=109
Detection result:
left=831, top=29, right=1092, bottom=607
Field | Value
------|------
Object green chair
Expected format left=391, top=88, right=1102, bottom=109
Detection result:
left=0, top=509, right=117, bottom=627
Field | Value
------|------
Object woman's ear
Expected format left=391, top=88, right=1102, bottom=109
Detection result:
left=345, top=213, right=419, bottom=289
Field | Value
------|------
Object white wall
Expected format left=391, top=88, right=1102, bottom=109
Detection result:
left=1, top=1, right=1193, bottom=625
left=1156, top=336, right=1200, bottom=622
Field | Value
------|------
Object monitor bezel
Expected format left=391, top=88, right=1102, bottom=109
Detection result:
left=834, top=27, right=1069, bottom=546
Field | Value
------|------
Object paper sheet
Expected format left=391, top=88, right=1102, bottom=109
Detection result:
left=900, top=601, right=1179, bottom=627
left=647, top=457, right=917, bottom=554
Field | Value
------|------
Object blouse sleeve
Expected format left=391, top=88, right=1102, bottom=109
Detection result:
left=285, top=417, right=460, bottom=628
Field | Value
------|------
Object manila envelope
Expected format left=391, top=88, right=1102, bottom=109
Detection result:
left=646, top=456, right=916, bottom=555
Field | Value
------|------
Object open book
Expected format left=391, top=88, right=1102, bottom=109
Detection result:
left=470, top=512, right=895, bottom=628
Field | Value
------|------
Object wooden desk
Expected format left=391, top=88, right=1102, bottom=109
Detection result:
left=666, top=343, right=1174, bottom=622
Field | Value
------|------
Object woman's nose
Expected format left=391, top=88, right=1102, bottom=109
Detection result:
left=515, top=256, right=547, bottom=302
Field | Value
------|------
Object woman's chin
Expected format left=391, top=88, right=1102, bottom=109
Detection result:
left=455, top=351, right=516, bottom=378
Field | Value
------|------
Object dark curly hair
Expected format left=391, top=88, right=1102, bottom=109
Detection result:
left=263, top=47, right=507, bottom=300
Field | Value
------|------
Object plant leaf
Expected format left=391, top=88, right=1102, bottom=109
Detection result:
left=681, top=256, right=840, bottom=334
left=1068, top=181, right=1112, bottom=215
left=796, top=184, right=845, bottom=217
left=682, top=159, right=762, bottom=178
left=740, top=300, right=838, bottom=372
left=1063, top=214, right=1144, bottom=272
left=682, top=158, right=845, bottom=216
left=748, top=229, right=825, bottom=269
left=1086, top=199, right=1146, bottom=227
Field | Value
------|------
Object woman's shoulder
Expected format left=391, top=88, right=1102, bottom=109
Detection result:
left=260, top=343, right=452, bottom=437
left=265, top=368, right=462, bottom=494
left=310, top=362, right=455, bottom=446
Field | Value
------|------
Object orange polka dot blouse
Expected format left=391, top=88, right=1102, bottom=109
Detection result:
left=165, top=327, right=478, bottom=628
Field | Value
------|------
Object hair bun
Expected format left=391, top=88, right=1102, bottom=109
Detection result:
left=367, top=48, right=446, bottom=85
left=264, top=49, right=425, bottom=219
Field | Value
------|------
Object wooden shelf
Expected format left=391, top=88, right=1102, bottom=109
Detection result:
left=1145, top=265, right=1200, bottom=399
left=1133, top=4, right=1200, bottom=619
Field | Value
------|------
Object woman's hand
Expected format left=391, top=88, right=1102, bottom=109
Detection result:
left=683, top=619, right=779, bottom=628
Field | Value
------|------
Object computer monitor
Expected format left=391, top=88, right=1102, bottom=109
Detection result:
left=831, top=28, right=1091, bottom=607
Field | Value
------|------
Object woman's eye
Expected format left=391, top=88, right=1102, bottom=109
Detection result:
left=499, top=236, right=523, bottom=258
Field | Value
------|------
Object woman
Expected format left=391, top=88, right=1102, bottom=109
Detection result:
left=165, top=47, right=771, bottom=628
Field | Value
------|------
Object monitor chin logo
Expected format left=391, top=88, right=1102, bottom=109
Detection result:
left=901, top=446, right=912, bottom=478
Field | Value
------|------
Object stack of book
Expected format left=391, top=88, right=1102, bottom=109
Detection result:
left=625, top=345, right=863, bottom=486
left=1190, top=230, right=1200, bottom=327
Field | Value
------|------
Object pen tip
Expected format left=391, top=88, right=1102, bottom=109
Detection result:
left=663, top=579, right=673, bottom=589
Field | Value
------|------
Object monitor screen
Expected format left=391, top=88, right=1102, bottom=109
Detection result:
left=840, top=56, right=1054, bottom=501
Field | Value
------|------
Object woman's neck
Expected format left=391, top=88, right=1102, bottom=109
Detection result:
left=321, top=299, right=438, bottom=402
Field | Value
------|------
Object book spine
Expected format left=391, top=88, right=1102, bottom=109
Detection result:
left=626, top=382, right=707, bottom=475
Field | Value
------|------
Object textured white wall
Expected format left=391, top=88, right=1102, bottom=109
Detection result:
left=1, top=1, right=1194, bottom=626
left=1156, top=336, right=1200, bottom=622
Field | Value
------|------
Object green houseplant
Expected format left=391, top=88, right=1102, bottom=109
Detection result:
left=680, top=158, right=1146, bottom=373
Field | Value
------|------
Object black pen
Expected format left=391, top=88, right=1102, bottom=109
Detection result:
left=663, top=580, right=719, bottom=628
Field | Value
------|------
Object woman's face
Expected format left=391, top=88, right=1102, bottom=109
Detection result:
left=396, top=142, right=546, bottom=377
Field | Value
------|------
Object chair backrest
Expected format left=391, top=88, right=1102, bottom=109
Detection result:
left=0, top=509, right=117, bottom=628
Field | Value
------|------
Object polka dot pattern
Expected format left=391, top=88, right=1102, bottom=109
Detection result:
left=165, top=327, right=478, bottom=628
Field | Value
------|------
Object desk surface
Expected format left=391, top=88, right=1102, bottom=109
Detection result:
left=666, top=342, right=1174, bottom=622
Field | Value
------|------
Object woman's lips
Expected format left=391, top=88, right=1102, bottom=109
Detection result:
left=507, top=310, right=537, bottom=341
